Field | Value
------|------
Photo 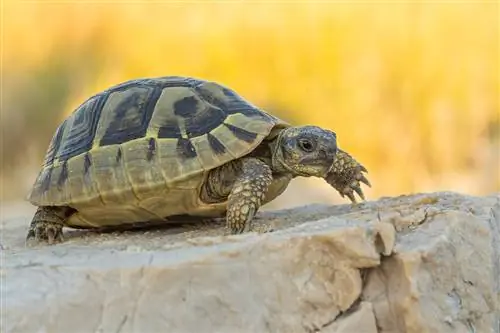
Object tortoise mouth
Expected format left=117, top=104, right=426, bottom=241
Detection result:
left=299, top=155, right=334, bottom=166
left=288, top=162, right=332, bottom=178
left=298, top=156, right=334, bottom=173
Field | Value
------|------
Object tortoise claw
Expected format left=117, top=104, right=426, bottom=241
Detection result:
left=345, top=191, right=357, bottom=203
left=357, top=174, right=371, bottom=188
left=325, top=149, right=372, bottom=204
left=352, top=183, right=366, bottom=201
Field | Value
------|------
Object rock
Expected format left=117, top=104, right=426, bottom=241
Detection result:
left=323, top=302, right=378, bottom=333
left=2, top=192, right=499, bottom=333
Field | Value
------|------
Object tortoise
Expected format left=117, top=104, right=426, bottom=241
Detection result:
left=26, top=76, right=371, bottom=245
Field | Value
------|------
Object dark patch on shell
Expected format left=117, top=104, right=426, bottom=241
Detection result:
left=40, top=168, right=53, bottom=194
left=57, top=161, right=69, bottom=189
left=194, top=84, right=266, bottom=119
left=157, top=121, right=182, bottom=139
left=116, top=147, right=123, bottom=164
left=99, top=87, right=162, bottom=146
left=56, top=94, right=107, bottom=162
left=83, top=153, right=92, bottom=175
left=45, top=119, right=68, bottom=166
left=173, top=96, right=199, bottom=118
left=207, top=133, right=226, bottom=154
left=83, top=153, right=92, bottom=184
left=223, top=123, right=258, bottom=143
left=147, top=137, right=156, bottom=161
left=176, top=138, right=197, bottom=159
left=185, top=105, right=226, bottom=139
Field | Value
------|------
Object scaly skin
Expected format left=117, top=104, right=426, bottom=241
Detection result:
left=26, top=206, right=74, bottom=246
left=325, top=149, right=371, bottom=203
left=201, top=157, right=275, bottom=233
left=226, top=158, right=273, bottom=233
left=202, top=126, right=372, bottom=234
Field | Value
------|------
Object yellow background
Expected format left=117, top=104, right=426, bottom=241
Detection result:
left=1, top=0, right=499, bottom=209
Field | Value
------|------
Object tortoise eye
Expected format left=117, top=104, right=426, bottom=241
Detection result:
left=298, top=139, right=315, bottom=152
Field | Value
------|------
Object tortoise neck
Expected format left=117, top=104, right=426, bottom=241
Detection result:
left=269, top=130, right=294, bottom=174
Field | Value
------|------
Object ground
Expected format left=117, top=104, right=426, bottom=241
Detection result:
left=1, top=191, right=499, bottom=333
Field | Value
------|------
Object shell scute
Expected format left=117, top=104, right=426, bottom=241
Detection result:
left=95, top=86, right=160, bottom=147
left=29, top=76, right=289, bottom=215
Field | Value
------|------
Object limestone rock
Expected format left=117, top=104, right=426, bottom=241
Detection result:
left=322, top=301, right=378, bottom=333
left=2, top=192, right=499, bottom=333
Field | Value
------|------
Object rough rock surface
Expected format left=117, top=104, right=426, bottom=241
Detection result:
left=1, top=191, right=499, bottom=333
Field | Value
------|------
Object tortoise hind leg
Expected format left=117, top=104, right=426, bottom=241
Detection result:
left=26, top=206, right=75, bottom=246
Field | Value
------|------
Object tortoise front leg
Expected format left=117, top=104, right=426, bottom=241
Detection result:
left=26, top=206, right=74, bottom=246
left=227, top=158, right=273, bottom=234
left=324, top=149, right=371, bottom=203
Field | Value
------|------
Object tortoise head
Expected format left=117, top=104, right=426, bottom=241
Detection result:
left=271, top=125, right=338, bottom=177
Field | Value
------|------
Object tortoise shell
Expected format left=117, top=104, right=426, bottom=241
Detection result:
left=28, top=76, right=289, bottom=228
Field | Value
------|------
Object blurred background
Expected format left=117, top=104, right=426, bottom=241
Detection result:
left=1, top=1, right=499, bottom=211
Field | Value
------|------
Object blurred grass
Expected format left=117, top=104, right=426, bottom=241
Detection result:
left=1, top=1, right=499, bottom=203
